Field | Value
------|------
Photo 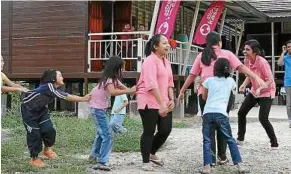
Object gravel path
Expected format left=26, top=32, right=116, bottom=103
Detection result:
left=86, top=121, right=291, bottom=174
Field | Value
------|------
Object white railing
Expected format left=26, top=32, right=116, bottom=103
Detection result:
left=88, top=32, right=203, bottom=75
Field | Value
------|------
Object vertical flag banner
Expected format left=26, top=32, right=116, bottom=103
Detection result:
left=193, top=0, right=225, bottom=45
left=154, top=0, right=181, bottom=38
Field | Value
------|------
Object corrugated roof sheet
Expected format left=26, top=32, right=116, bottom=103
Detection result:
left=247, top=0, right=291, bottom=18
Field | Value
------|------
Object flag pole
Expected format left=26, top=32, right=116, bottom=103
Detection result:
left=181, top=0, right=201, bottom=75
left=148, top=0, right=161, bottom=39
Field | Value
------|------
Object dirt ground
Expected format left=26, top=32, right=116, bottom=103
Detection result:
left=83, top=121, right=291, bottom=174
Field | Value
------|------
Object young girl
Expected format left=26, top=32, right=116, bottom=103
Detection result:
left=201, top=58, right=248, bottom=174
left=21, top=69, right=91, bottom=168
left=237, top=39, right=278, bottom=149
left=1, top=55, right=28, bottom=93
left=87, top=56, right=136, bottom=171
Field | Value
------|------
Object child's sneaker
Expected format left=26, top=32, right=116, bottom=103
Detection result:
left=88, top=155, right=97, bottom=163
left=236, top=163, right=250, bottom=173
left=43, top=147, right=57, bottom=159
left=30, top=158, right=45, bottom=168
left=200, top=165, right=211, bottom=174
left=93, top=163, right=111, bottom=171
left=141, top=163, right=154, bottom=171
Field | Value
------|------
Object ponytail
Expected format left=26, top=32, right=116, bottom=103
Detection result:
left=145, top=38, right=153, bottom=57
left=201, top=45, right=217, bottom=66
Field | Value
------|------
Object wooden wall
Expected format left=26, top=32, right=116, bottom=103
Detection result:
left=1, top=1, right=88, bottom=75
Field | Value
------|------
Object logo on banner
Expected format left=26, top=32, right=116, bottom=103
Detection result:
left=154, top=0, right=181, bottom=38
left=193, top=0, right=225, bottom=45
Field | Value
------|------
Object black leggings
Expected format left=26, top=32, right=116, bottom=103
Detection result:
left=199, top=92, right=234, bottom=162
left=237, top=93, right=278, bottom=147
left=21, top=105, right=56, bottom=158
left=139, top=106, right=172, bottom=163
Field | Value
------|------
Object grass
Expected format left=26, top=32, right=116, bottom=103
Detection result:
left=1, top=92, right=191, bottom=173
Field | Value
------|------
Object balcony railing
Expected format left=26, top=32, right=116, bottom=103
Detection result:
left=87, top=32, right=203, bottom=75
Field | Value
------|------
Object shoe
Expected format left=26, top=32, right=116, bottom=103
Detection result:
left=200, top=165, right=211, bottom=174
left=88, top=155, right=96, bottom=163
left=236, top=140, right=244, bottom=146
left=271, top=146, right=278, bottom=150
left=30, top=158, right=45, bottom=168
left=93, top=163, right=111, bottom=171
left=150, top=155, right=164, bottom=166
left=141, top=163, right=154, bottom=171
left=43, top=147, right=57, bottom=159
left=217, top=158, right=229, bottom=165
left=236, top=163, right=250, bottom=173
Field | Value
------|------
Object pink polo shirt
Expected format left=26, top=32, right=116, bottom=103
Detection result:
left=136, top=52, right=174, bottom=110
left=88, top=78, right=121, bottom=109
left=244, top=56, right=275, bottom=98
left=190, top=47, right=243, bottom=94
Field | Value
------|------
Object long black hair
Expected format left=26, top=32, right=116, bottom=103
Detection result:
left=244, top=39, right=265, bottom=57
left=145, top=34, right=164, bottom=57
left=213, top=58, right=230, bottom=78
left=40, top=69, right=58, bottom=84
left=201, top=31, right=221, bottom=66
left=98, top=56, right=124, bottom=89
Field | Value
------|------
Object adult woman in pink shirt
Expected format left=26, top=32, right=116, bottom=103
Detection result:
left=178, top=32, right=267, bottom=166
left=136, top=34, right=174, bottom=171
left=237, top=39, right=278, bottom=149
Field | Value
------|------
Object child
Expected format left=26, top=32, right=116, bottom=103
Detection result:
left=109, top=94, right=129, bottom=134
left=87, top=56, right=136, bottom=171
left=1, top=55, right=29, bottom=93
left=20, top=69, right=91, bottom=168
left=201, top=58, right=248, bottom=174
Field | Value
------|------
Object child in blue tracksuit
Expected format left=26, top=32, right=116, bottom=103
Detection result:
left=200, top=58, right=248, bottom=174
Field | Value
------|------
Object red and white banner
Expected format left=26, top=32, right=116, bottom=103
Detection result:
left=193, top=0, right=225, bottom=45
left=154, top=0, right=180, bottom=39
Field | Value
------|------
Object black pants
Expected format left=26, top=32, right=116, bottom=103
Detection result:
left=139, top=106, right=172, bottom=163
left=21, top=105, right=56, bottom=158
left=199, top=92, right=234, bottom=163
left=237, top=93, right=278, bottom=147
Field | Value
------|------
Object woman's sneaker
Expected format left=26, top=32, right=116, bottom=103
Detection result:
left=141, top=163, right=154, bottom=171
left=93, top=163, right=111, bottom=171
left=236, top=140, right=244, bottom=146
left=217, top=158, right=229, bottom=165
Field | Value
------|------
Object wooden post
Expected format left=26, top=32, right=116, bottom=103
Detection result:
left=271, top=22, right=275, bottom=76
left=219, top=8, right=227, bottom=37
left=181, top=0, right=201, bottom=75
left=148, top=0, right=160, bottom=39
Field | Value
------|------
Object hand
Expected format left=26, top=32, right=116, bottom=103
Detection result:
left=129, top=85, right=136, bottom=95
left=83, top=94, right=91, bottom=101
left=282, top=45, right=287, bottom=53
left=239, top=85, right=246, bottom=94
left=18, top=87, right=29, bottom=92
left=254, top=88, right=262, bottom=97
left=167, top=100, right=175, bottom=111
left=255, top=77, right=267, bottom=88
left=177, top=92, right=184, bottom=104
left=114, top=108, right=120, bottom=114
left=159, top=105, right=168, bottom=117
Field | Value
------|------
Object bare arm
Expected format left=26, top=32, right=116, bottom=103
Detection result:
left=1, top=72, right=29, bottom=92
left=150, top=88, right=167, bottom=107
left=65, top=94, right=91, bottom=102
left=201, top=86, right=208, bottom=101
left=107, top=84, right=135, bottom=96
left=2, top=72, right=22, bottom=88
left=1, top=86, right=22, bottom=93
left=168, top=87, right=174, bottom=101
left=277, top=52, right=284, bottom=66
left=180, top=74, right=197, bottom=94
left=241, top=77, right=251, bottom=87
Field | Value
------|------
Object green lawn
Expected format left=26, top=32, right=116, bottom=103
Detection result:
left=1, top=111, right=189, bottom=174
